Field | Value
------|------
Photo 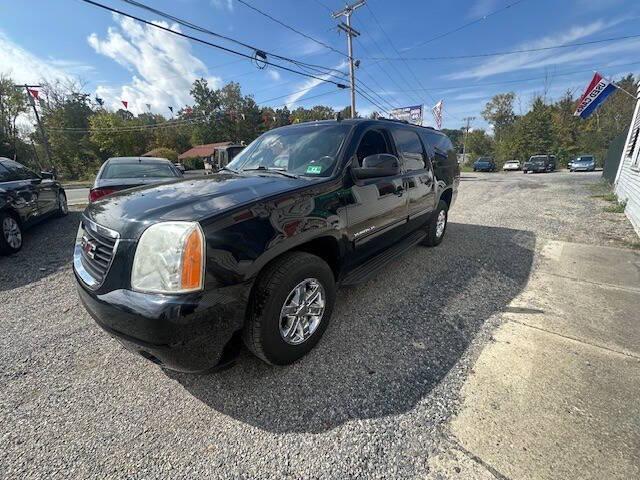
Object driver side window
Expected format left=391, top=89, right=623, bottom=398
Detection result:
left=355, top=129, right=391, bottom=167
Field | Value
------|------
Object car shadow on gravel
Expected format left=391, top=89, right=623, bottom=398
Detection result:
left=0, top=212, right=81, bottom=292
left=169, top=222, right=535, bottom=434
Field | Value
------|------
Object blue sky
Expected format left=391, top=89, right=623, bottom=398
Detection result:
left=1, top=0, right=639, bottom=130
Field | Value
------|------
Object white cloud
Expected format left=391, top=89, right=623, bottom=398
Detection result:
left=445, top=19, right=631, bottom=80
left=284, top=61, right=348, bottom=107
left=88, top=14, right=221, bottom=114
left=267, top=69, right=281, bottom=81
left=468, top=0, right=499, bottom=18
left=0, top=31, right=77, bottom=84
left=211, top=0, right=234, bottom=12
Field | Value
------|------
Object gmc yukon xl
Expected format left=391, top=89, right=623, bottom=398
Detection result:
left=74, top=118, right=459, bottom=371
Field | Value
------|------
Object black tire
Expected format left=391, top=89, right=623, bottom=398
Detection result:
left=0, top=211, right=23, bottom=255
left=244, top=252, right=336, bottom=365
left=422, top=200, right=449, bottom=247
left=57, top=190, right=68, bottom=217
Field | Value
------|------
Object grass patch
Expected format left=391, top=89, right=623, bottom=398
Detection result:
left=591, top=192, right=618, bottom=202
left=460, top=164, right=474, bottom=173
left=604, top=200, right=627, bottom=213
left=621, top=239, right=640, bottom=250
left=587, top=180, right=611, bottom=195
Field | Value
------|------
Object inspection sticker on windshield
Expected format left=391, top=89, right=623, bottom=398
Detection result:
left=306, top=165, right=323, bottom=174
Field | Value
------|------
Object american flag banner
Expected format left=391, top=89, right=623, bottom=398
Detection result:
left=432, top=100, right=443, bottom=129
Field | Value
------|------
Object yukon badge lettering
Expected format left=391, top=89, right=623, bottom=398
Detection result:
left=354, top=226, right=376, bottom=238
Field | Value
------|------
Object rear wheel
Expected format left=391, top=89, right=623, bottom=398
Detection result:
left=422, top=200, right=448, bottom=247
left=244, top=252, right=336, bottom=365
left=0, top=211, right=23, bottom=255
left=57, top=191, right=68, bottom=217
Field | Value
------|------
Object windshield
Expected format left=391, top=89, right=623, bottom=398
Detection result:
left=476, top=157, right=492, bottom=163
left=529, top=156, right=546, bottom=164
left=101, top=162, right=178, bottom=179
left=575, top=156, right=594, bottom=163
left=227, top=124, right=351, bottom=177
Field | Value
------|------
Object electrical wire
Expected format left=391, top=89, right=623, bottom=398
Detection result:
left=235, top=0, right=348, bottom=59
left=404, top=0, right=528, bottom=51
left=366, top=32, right=640, bottom=61
left=364, top=3, right=437, bottom=106
left=78, top=0, right=348, bottom=88
left=121, top=0, right=347, bottom=78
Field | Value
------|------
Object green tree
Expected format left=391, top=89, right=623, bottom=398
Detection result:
left=0, top=75, right=28, bottom=160
left=465, top=129, right=494, bottom=160
left=481, top=92, right=516, bottom=142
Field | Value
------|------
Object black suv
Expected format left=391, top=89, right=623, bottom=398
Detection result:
left=74, top=119, right=459, bottom=371
left=523, top=154, right=556, bottom=173
left=0, top=157, right=67, bottom=255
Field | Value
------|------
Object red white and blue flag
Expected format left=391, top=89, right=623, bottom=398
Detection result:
left=432, top=100, right=443, bottom=129
left=574, top=72, right=617, bottom=119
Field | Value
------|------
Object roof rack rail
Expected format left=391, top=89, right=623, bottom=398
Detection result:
left=376, top=117, right=438, bottom=131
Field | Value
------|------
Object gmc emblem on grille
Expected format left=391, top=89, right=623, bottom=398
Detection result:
left=81, top=235, right=97, bottom=260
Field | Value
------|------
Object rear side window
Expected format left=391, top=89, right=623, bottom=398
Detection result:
left=101, top=162, right=178, bottom=179
left=391, top=128, right=426, bottom=171
left=420, top=131, right=453, bottom=162
left=0, top=163, right=15, bottom=182
left=2, top=160, right=38, bottom=180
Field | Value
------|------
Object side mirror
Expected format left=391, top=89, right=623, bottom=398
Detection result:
left=40, top=171, right=54, bottom=179
left=352, top=153, right=400, bottom=180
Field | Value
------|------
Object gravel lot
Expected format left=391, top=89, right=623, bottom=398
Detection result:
left=0, top=171, right=635, bottom=478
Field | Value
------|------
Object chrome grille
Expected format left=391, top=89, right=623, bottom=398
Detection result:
left=74, top=218, right=119, bottom=288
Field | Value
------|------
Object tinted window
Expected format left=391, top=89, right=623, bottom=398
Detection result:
left=3, top=160, right=39, bottom=180
left=420, top=131, right=452, bottom=162
left=101, top=162, right=178, bottom=179
left=355, top=129, right=391, bottom=166
left=0, top=163, right=15, bottom=182
left=391, top=128, right=426, bottom=171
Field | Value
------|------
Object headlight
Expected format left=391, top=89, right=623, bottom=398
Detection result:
left=131, top=221, right=205, bottom=294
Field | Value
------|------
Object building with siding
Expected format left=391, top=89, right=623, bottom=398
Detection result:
left=614, top=84, right=640, bottom=237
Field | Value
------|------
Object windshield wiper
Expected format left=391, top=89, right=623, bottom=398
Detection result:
left=241, top=166, right=298, bottom=178
left=219, top=166, right=239, bottom=174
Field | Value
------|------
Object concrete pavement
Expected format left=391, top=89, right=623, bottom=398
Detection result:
left=443, top=240, right=640, bottom=479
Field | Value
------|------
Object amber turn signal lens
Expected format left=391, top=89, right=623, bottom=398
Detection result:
left=180, top=227, right=204, bottom=290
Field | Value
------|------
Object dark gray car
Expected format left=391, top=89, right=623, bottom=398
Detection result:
left=89, top=157, right=183, bottom=202
left=0, top=157, right=67, bottom=255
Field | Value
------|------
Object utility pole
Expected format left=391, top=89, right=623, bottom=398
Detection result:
left=332, top=0, right=365, bottom=119
left=462, top=116, right=475, bottom=164
left=20, top=84, right=53, bottom=167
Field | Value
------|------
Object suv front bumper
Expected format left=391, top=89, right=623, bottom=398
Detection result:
left=75, top=276, right=250, bottom=372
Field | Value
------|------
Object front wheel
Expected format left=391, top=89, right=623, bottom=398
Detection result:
left=422, top=200, right=448, bottom=247
left=0, top=211, right=23, bottom=255
left=244, top=252, right=336, bottom=365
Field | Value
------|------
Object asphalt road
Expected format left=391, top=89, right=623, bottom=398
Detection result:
left=0, top=171, right=636, bottom=478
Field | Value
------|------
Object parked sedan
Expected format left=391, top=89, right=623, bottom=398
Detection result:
left=0, top=157, right=67, bottom=255
left=90, top=157, right=183, bottom=202
left=570, top=155, right=596, bottom=172
left=473, top=157, right=496, bottom=172
left=503, top=160, right=521, bottom=171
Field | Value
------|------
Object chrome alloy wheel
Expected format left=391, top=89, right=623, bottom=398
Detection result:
left=279, top=278, right=326, bottom=345
left=435, top=210, right=447, bottom=238
left=3, top=216, right=22, bottom=249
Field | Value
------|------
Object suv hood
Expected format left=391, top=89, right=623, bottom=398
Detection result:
left=84, top=173, right=308, bottom=239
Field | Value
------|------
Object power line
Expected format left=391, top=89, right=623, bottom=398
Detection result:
left=366, top=32, right=640, bottom=61
left=375, top=61, right=640, bottom=93
left=78, top=0, right=349, bottom=88
left=235, top=0, right=348, bottom=59
left=404, top=0, right=528, bottom=51
left=121, top=0, right=347, bottom=78
left=363, top=3, right=435, bottom=106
